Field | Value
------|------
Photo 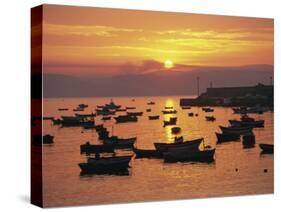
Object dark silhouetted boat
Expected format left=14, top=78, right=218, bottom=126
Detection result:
left=188, top=112, right=194, bottom=117
left=75, top=113, right=96, bottom=118
left=58, top=108, right=68, bottom=111
left=73, top=107, right=84, bottom=112
left=171, top=127, right=181, bottom=134
left=105, top=100, right=121, bottom=110
left=162, top=110, right=177, bottom=114
left=102, top=116, right=111, bottom=121
left=78, top=103, right=88, bottom=108
left=78, top=155, right=132, bottom=174
left=147, top=101, right=155, bottom=105
left=181, top=106, right=191, bottom=110
left=164, top=106, right=173, bottom=109
left=114, top=115, right=138, bottom=123
left=163, top=117, right=177, bottom=127
left=146, top=109, right=152, bottom=112
left=216, top=132, right=240, bottom=143
left=154, top=138, right=203, bottom=152
left=219, top=125, right=252, bottom=135
left=163, top=148, right=215, bottom=163
left=133, top=148, right=162, bottom=158
left=259, top=144, right=274, bottom=154
left=102, top=136, right=136, bottom=148
left=232, top=106, right=269, bottom=114
left=148, top=115, right=160, bottom=120
left=126, top=106, right=136, bottom=110
left=202, top=107, right=214, bottom=112
left=80, top=142, right=114, bottom=154
left=96, top=108, right=115, bottom=116
left=61, top=116, right=82, bottom=127
left=127, top=111, right=143, bottom=116
left=206, top=116, right=216, bottom=121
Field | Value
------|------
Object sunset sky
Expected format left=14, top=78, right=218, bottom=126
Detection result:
left=41, top=5, right=273, bottom=76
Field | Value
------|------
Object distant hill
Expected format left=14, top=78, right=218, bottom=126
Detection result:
left=43, top=64, right=273, bottom=97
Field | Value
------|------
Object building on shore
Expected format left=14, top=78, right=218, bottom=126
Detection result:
left=180, top=83, right=273, bottom=107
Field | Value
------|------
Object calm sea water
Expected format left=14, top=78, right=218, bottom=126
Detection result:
left=42, top=96, right=273, bottom=207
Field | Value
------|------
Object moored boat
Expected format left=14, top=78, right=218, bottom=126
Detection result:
left=133, top=148, right=162, bottom=158
left=114, top=115, right=138, bottom=123
left=206, top=116, right=216, bottom=121
left=171, top=127, right=181, bottom=134
left=127, top=111, right=143, bottom=116
left=102, top=136, right=136, bottom=148
left=216, top=132, right=240, bottom=143
left=80, top=142, right=114, bottom=154
left=259, top=144, right=274, bottom=154
left=154, top=138, right=203, bottom=152
left=163, top=117, right=177, bottom=127
left=219, top=125, right=252, bottom=135
left=148, top=115, right=160, bottom=120
left=78, top=155, right=132, bottom=174
left=162, top=110, right=177, bottom=114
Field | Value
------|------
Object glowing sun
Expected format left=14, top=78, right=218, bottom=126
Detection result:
left=164, top=59, right=174, bottom=69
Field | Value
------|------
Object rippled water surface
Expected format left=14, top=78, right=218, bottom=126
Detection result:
left=42, top=96, right=273, bottom=207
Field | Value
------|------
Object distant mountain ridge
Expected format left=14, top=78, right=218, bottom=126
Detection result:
left=43, top=64, right=273, bottom=97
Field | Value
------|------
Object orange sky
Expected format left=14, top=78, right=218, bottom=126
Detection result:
left=41, top=4, right=274, bottom=76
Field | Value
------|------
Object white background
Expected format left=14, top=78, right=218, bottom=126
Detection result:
left=0, top=0, right=280, bottom=211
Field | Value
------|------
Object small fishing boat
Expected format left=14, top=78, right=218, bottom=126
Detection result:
left=75, top=113, right=96, bottom=118
left=146, top=109, right=152, bottom=112
left=61, top=116, right=82, bottom=127
left=216, top=132, right=240, bottom=143
left=188, top=112, right=194, bottom=117
left=133, top=148, right=162, bottom=158
left=102, top=116, right=111, bottom=121
left=126, top=106, right=136, bottom=110
left=163, top=117, right=177, bottom=127
left=259, top=144, right=274, bottom=154
left=114, top=115, right=138, bottom=123
left=181, top=106, right=191, bottom=110
left=78, top=155, right=132, bottom=174
left=202, top=107, right=214, bottom=112
left=163, top=148, right=215, bottom=163
left=127, top=111, right=143, bottom=116
left=165, top=106, right=173, bottom=109
left=162, top=110, right=177, bottom=114
left=80, top=142, right=114, bottom=154
left=96, top=108, right=115, bottom=116
left=229, top=119, right=264, bottom=128
left=171, top=127, right=181, bottom=134
left=219, top=126, right=252, bottom=135
left=102, top=136, right=136, bottom=148
left=78, top=103, right=88, bottom=108
left=147, top=101, right=155, bottom=105
left=148, top=115, right=160, bottom=120
left=105, top=100, right=121, bottom=110
left=154, top=138, right=203, bottom=152
left=73, top=107, right=84, bottom=112
left=206, top=116, right=216, bottom=121
left=58, top=108, right=68, bottom=111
